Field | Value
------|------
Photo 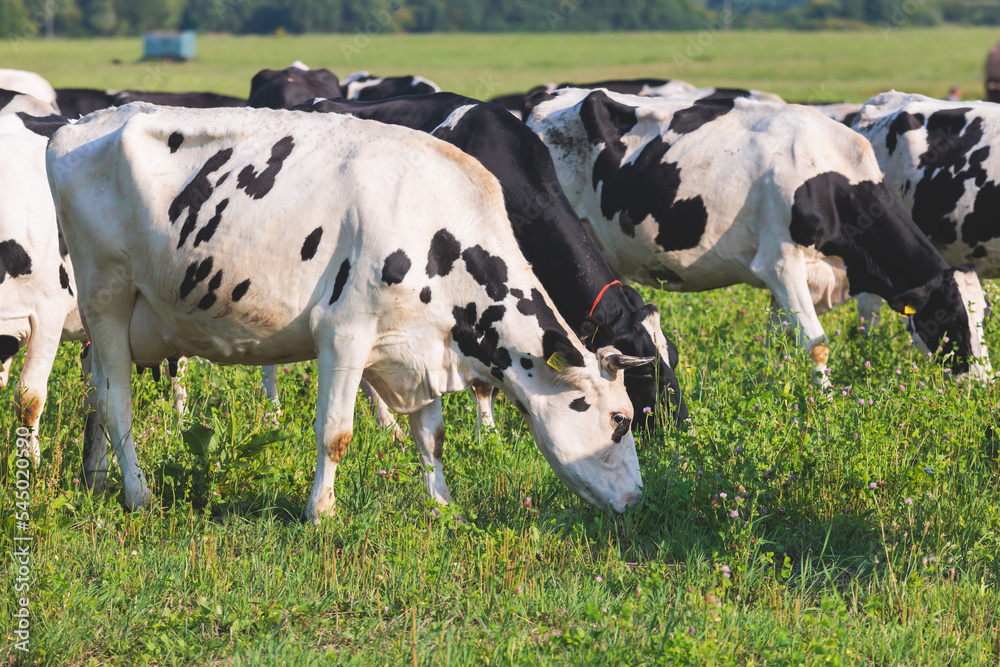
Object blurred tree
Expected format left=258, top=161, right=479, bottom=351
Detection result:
left=0, top=0, right=28, bottom=36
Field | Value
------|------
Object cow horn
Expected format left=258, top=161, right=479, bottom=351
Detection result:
left=602, top=354, right=654, bottom=373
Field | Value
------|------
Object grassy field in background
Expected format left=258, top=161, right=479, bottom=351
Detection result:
left=0, top=27, right=999, bottom=102
left=4, top=27, right=1000, bottom=665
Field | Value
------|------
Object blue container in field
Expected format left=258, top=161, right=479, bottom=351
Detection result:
left=143, top=31, right=196, bottom=61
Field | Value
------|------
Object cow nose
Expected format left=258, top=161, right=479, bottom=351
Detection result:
left=621, top=492, right=642, bottom=508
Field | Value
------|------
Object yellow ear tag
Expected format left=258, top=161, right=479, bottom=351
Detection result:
left=903, top=305, right=916, bottom=316
left=547, top=352, right=567, bottom=372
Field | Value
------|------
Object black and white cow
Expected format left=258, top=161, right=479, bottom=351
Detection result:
left=526, top=88, right=991, bottom=381
left=0, top=112, right=81, bottom=461
left=54, top=88, right=248, bottom=118
left=0, top=69, right=57, bottom=112
left=113, top=90, right=247, bottom=108
left=340, top=71, right=441, bottom=101
left=47, top=103, right=649, bottom=520
left=556, top=78, right=697, bottom=97
left=295, top=93, right=687, bottom=430
left=851, top=92, right=1000, bottom=278
left=0, top=88, right=59, bottom=116
left=54, top=88, right=118, bottom=117
left=247, top=62, right=342, bottom=109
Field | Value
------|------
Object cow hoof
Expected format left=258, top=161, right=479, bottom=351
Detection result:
left=123, top=480, right=151, bottom=511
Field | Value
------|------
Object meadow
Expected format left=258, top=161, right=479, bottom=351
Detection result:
left=3, top=27, right=1000, bottom=665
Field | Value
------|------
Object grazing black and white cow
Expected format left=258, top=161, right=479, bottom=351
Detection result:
left=0, top=112, right=81, bottom=461
left=340, top=71, right=441, bottom=101
left=48, top=103, right=649, bottom=520
left=295, top=93, right=687, bottom=430
left=247, top=62, right=342, bottom=109
left=0, top=88, right=59, bottom=116
left=0, top=69, right=57, bottom=111
left=526, top=88, right=991, bottom=381
left=851, top=92, right=1000, bottom=278
left=556, top=78, right=697, bottom=97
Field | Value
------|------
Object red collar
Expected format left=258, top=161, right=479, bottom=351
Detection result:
left=588, top=280, right=621, bottom=317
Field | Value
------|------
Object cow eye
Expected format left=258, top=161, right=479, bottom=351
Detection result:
left=612, top=412, right=627, bottom=426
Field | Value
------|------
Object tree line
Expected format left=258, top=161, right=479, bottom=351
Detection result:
left=0, top=0, right=994, bottom=39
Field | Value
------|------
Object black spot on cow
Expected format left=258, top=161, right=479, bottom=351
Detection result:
left=910, top=110, right=988, bottom=247
left=208, top=270, right=223, bottom=292
left=170, top=148, right=233, bottom=248
left=0, top=240, right=31, bottom=284
left=301, top=227, right=323, bottom=261
left=451, top=302, right=512, bottom=376
left=198, top=293, right=217, bottom=310
left=0, top=335, right=18, bottom=361
left=231, top=279, right=250, bottom=302
left=885, top=111, right=924, bottom=154
left=510, top=288, right=523, bottom=299
left=168, top=131, right=184, bottom=153
left=601, top=134, right=707, bottom=250
left=580, top=91, right=707, bottom=250
left=179, top=257, right=214, bottom=299
left=520, top=357, right=533, bottom=370
left=461, top=246, right=508, bottom=301
left=420, top=286, right=431, bottom=303
left=491, top=368, right=504, bottom=381
left=329, top=259, right=351, bottom=304
left=382, top=250, right=411, bottom=286
left=569, top=397, right=590, bottom=412
left=217, top=172, right=230, bottom=187
left=236, top=136, right=294, bottom=200
left=0, top=89, right=17, bottom=111
left=426, top=229, right=462, bottom=277
left=58, top=264, right=72, bottom=295
left=667, top=97, right=737, bottom=134
left=515, top=288, right=585, bottom=368
left=192, top=199, right=229, bottom=248
left=515, top=400, right=528, bottom=414
left=15, top=112, right=70, bottom=138
left=962, top=180, right=1000, bottom=248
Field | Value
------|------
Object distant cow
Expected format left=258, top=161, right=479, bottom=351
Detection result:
left=986, top=40, right=1000, bottom=103
left=48, top=103, right=648, bottom=519
left=54, top=88, right=117, bottom=117
left=113, top=91, right=246, bottom=108
left=0, top=69, right=57, bottom=111
left=556, top=78, right=697, bottom=97
left=527, top=88, right=991, bottom=381
left=340, top=71, right=441, bottom=101
left=852, top=92, right=1000, bottom=278
left=0, top=112, right=80, bottom=462
left=295, top=92, right=687, bottom=431
left=247, top=62, right=342, bottom=109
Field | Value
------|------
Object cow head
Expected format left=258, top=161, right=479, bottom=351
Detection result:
left=247, top=64, right=342, bottom=110
left=890, top=265, right=991, bottom=379
left=513, top=345, right=648, bottom=513
left=578, top=287, right=687, bottom=430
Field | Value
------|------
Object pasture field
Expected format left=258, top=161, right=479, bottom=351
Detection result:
left=3, top=28, right=1000, bottom=665
left=0, top=27, right=998, bottom=102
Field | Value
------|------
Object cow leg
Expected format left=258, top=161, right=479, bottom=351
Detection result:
left=14, top=320, right=62, bottom=463
left=0, top=355, right=11, bottom=389
left=168, top=357, right=187, bottom=415
left=469, top=380, right=496, bottom=436
left=410, top=396, right=452, bottom=507
left=307, top=332, right=369, bottom=523
left=359, top=379, right=405, bottom=441
left=856, top=293, right=883, bottom=332
left=261, top=364, right=281, bottom=410
left=753, top=245, right=831, bottom=386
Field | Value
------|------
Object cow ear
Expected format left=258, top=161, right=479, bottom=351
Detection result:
left=524, top=90, right=557, bottom=115
left=597, top=347, right=654, bottom=380
left=580, top=90, right=638, bottom=145
left=888, top=284, right=932, bottom=316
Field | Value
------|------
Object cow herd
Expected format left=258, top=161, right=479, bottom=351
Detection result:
left=0, top=62, right=995, bottom=522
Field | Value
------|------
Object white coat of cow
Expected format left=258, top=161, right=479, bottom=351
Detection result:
left=48, top=103, right=648, bottom=521
left=526, top=88, right=991, bottom=381
left=0, top=70, right=58, bottom=111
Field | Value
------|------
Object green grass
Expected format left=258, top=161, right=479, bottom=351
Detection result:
left=5, top=28, right=1000, bottom=665
left=4, top=283, right=1000, bottom=665
left=0, top=27, right=997, bottom=103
